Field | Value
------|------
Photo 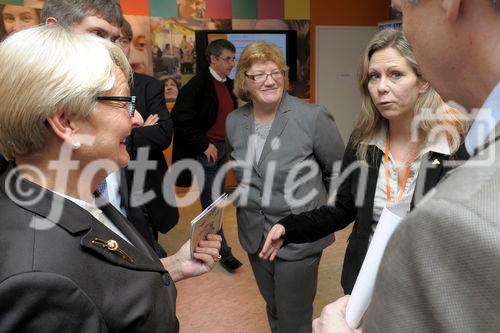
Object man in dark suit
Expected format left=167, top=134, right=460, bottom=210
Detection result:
left=117, top=19, right=179, bottom=258
left=41, top=1, right=178, bottom=258
left=312, top=1, right=500, bottom=332
left=172, top=39, right=242, bottom=272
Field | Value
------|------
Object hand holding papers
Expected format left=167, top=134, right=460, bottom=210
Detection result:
left=345, top=204, right=404, bottom=329
left=189, top=193, right=227, bottom=259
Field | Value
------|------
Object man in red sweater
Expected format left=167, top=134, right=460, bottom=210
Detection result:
left=172, top=39, right=242, bottom=272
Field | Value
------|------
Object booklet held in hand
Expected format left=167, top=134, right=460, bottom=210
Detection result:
left=189, top=193, right=228, bottom=259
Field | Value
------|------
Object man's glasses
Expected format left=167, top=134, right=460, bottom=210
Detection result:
left=216, top=55, right=236, bottom=64
left=245, top=70, right=285, bottom=83
left=96, top=96, right=136, bottom=117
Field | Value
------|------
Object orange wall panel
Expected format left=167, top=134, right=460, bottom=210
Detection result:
left=311, top=0, right=390, bottom=26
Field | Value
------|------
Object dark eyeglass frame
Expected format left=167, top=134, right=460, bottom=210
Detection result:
left=96, top=96, right=136, bottom=117
left=216, top=55, right=236, bottom=63
left=245, top=70, right=285, bottom=82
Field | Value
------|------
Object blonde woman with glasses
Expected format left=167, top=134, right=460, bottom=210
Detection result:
left=226, top=41, right=344, bottom=333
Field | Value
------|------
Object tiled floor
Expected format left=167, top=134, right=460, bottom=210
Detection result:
left=160, top=198, right=352, bottom=333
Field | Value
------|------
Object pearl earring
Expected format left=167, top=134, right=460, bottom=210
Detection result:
left=72, top=142, right=81, bottom=150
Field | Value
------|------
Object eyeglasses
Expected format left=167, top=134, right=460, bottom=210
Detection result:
left=116, top=37, right=131, bottom=49
left=96, top=96, right=136, bottom=117
left=245, top=70, right=284, bottom=83
left=216, top=55, right=236, bottom=63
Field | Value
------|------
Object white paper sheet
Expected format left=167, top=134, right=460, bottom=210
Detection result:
left=345, top=204, right=404, bottom=329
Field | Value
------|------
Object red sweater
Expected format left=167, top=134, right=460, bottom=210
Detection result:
left=206, top=78, right=234, bottom=141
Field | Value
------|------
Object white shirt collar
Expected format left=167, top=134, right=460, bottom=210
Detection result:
left=54, top=191, right=132, bottom=245
left=368, top=126, right=451, bottom=157
left=464, top=82, right=500, bottom=155
left=209, top=66, right=226, bottom=82
left=56, top=191, right=101, bottom=215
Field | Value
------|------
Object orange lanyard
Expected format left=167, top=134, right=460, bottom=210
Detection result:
left=384, top=135, right=413, bottom=204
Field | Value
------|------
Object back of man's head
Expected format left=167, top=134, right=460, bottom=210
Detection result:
left=41, top=0, right=122, bottom=29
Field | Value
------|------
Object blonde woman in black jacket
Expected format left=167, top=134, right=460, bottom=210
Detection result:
left=260, top=29, right=469, bottom=295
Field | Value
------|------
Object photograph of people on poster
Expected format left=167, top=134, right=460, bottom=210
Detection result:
left=24, top=0, right=45, bottom=9
left=177, top=0, right=206, bottom=19
left=124, top=14, right=154, bottom=76
left=150, top=17, right=231, bottom=85
left=0, top=4, right=40, bottom=41
left=232, top=19, right=311, bottom=99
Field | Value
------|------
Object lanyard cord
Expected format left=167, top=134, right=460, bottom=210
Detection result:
left=385, top=134, right=413, bottom=204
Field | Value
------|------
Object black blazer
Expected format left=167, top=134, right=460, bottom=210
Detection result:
left=0, top=170, right=179, bottom=332
left=281, top=137, right=468, bottom=294
left=0, top=154, right=8, bottom=175
left=171, top=69, right=237, bottom=187
left=126, top=73, right=179, bottom=236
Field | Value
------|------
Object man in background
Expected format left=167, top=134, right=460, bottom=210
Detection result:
left=313, top=0, right=500, bottom=331
left=41, top=0, right=178, bottom=257
left=172, top=39, right=242, bottom=272
left=115, top=18, right=179, bottom=257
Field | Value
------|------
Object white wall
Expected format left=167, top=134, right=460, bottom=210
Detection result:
left=315, top=26, right=378, bottom=143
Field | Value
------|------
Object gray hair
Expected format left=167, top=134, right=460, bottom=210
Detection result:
left=41, top=0, right=122, bottom=29
left=0, top=25, right=131, bottom=159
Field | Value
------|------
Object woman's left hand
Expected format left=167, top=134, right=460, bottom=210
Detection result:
left=160, top=234, right=222, bottom=282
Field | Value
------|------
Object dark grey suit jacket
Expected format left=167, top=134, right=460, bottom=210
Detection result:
left=0, top=170, right=179, bottom=332
left=0, top=155, right=8, bottom=175
left=226, top=93, right=345, bottom=260
left=126, top=73, right=179, bottom=236
left=364, top=128, right=500, bottom=332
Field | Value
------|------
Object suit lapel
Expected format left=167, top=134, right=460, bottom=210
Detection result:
left=118, top=168, right=130, bottom=213
left=239, top=105, right=262, bottom=176
left=257, top=94, right=291, bottom=167
left=100, top=203, right=159, bottom=262
left=425, top=152, right=444, bottom=187
left=2, top=172, right=164, bottom=273
left=80, top=214, right=163, bottom=272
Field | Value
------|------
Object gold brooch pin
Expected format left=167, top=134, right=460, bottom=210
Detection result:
left=92, top=238, right=133, bottom=263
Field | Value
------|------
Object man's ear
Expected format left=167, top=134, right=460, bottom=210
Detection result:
left=46, top=112, right=75, bottom=142
left=45, top=16, right=58, bottom=26
left=442, top=0, right=462, bottom=21
left=209, top=54, right=217, bottom=65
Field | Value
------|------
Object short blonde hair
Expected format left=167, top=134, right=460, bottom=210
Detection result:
left=233, top=41, right=289, bottom=102
left=0, top=25, right=131, bottom=159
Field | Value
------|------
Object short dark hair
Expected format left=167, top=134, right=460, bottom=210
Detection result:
left=205, top=39, right=235, bottom=63
left=161, top=75, right=182, bottom=90
left=120, top=17, right=132, bottom=41
left=41, top=0, right=122, bottom=29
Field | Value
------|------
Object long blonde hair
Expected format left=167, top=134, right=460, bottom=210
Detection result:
left=352, top=29, right=468, bottom=161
